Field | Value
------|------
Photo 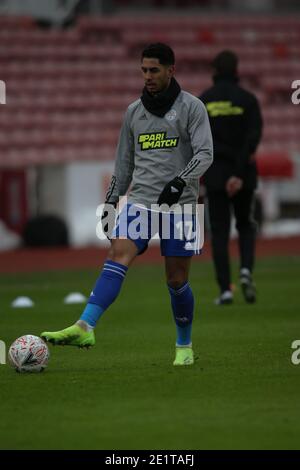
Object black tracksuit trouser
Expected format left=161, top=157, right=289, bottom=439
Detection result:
left=207, top=188, right=257, bottom=293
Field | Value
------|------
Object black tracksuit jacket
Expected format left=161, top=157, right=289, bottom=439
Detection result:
left=199, top=76, right=263, bottom=191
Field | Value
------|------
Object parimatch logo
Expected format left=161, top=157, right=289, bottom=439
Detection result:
left=138, top=132, right=179, bottom=150
left=0, top=340, right=6, bottom=364
left=0, top=80, right=6, bottom=104
left=206, top=101, right=244, bottom=117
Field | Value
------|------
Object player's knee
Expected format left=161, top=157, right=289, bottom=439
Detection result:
left=167, top=276, right=188, bottom=290
left=107, top=246, right=130, bottom=266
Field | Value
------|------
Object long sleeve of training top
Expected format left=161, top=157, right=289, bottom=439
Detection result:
left=178, top=98, right=214, bottom=182
left=106, top=90, right=213, bottom=208
left=105, top=107, right=135, bottom=204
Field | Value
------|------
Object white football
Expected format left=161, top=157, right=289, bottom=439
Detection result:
left=8, top=335, right=50, bottom=373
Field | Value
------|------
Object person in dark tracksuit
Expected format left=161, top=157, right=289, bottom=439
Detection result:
left=199, top=50, right=263, bottom=305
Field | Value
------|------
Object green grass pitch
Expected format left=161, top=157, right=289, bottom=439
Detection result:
left=0, top=256, right=300, bottom=450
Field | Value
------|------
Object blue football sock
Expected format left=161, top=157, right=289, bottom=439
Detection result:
left=80, top=260, right=128, bottom=328
left=168, top=282, right=194, bottom=346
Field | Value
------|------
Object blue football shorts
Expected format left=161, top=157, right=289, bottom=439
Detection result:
left=111, top=203, right=202, bottom=257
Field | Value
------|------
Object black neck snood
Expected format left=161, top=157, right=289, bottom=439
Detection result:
left=141, top=77, right=181, bottom=118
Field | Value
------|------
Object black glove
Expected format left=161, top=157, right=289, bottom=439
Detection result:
left=157, top=177, right=186, bottom=207
left=101, top=202, right=117, bottom=240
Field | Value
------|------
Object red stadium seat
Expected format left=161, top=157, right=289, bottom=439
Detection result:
left=256, top=152, right=294, bottom=179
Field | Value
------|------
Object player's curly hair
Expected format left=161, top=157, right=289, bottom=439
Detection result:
left=141, top=43, right=175, bottom=66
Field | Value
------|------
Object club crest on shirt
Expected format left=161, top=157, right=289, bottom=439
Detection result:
left=165, top=109, right=177, bottom=121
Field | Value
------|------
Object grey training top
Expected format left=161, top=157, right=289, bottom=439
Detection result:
left=106, top=90, right=213, bottom=207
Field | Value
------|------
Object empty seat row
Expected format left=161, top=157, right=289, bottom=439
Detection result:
left=76, top=14, right=300, bottom=31
left=0, top=130, right=118, bottom=149
left=0, top=111, right=124, bottom=129
left=6, top=94, right=138, bottom=110
left=0, top=44, right=126, bottom=60
left=0, top=145, right=114, bottom=168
